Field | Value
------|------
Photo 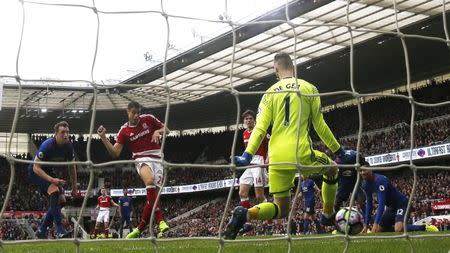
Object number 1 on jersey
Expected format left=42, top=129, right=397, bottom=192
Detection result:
left=284, top=96, right=290, bottom=126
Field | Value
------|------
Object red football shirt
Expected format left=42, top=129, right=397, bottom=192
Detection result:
left=97, top=195, right=112, bottom=208
left=116, top=114, right=164, bottom=159
left=243, top=129, right=269, bottom=160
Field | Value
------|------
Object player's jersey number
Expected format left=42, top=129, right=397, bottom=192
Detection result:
left=284, top=96, right=290, bottom=126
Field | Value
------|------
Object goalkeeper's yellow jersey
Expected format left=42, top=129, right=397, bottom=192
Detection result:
left=245, top=77, right=340, bottom=170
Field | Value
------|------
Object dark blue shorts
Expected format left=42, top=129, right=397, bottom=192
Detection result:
left=28, top=168, right=53, bottom=195
left=336, top=185, right=364, bottom=204
left=304, top=200, right=315, bottom=215
left=380, top=205, right=407, bottom=228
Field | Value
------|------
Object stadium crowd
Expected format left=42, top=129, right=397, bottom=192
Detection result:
left=1, top=79, right=449, bottom=239
left=28, top=79, right=450, bottom=188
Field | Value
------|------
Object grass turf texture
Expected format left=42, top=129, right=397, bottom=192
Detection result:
left=2, top=232, right=449, bottom=253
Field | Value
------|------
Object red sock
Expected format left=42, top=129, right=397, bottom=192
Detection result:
left=93, top=228, right=98, bottom=237
left=137, top=187, right=165, bottom=231
left=105, top=228, right=109, bottom=238
left=240, top=199, right=251, bottom=208
left=155, top=200, right=164, bottom=224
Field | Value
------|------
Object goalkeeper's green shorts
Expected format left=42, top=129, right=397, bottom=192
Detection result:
left=269, top=150, right=334, bottom=198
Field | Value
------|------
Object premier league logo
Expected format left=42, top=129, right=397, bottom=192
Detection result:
left=417, top=149, right=426, bottom=157
left=143, top=122, right=148, bottom=129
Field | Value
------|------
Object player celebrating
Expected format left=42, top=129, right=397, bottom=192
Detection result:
left=224, top=52, right=356, bottom=239
left=238, top=109, right=270, bottom=234
left=118, top=189, right=133, bottom=238
left=29, top=121, right=78, bottom=239
left=360, top=169, right=438, bottom=233
left=97, top=101, right=170, bottom=239
left=92, top=187, right=120, bottom=239
left=300, top=176, right=320, bottom=235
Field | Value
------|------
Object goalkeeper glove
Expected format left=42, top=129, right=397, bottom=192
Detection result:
left=335, top=147, right=357, bottom=164
left=234, top=152, right=252, bottom=166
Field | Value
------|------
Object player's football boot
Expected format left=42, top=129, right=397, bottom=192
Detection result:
left=126, top=228, right=141, bottom=239
left=425, top=224, right=439, bottom=232
left=238, top=222, right=254, bottom=235
left=159, top=220, right=169, bottom=233
left=320, top=212, right=336, bottom=226
left=35, top=228, right=47, bottom=239
left=224, top=206, right=248, bottom=240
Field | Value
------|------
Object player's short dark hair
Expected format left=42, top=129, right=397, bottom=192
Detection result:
left=127, top=101, right=141, bottom=110
left=54, top=121, right=69, bottom=133
left=242, top=109, right=256, bottom=119
left=274, top=52, right=294, bottom=70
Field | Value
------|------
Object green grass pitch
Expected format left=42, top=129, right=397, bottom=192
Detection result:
left=2, top=233, right=449, bottom=253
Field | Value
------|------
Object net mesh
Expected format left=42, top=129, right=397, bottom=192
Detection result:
left=1, top=0, right=450, bottom=252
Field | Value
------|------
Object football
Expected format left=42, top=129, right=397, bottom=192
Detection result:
left=335, top=207, right=364, bottom=235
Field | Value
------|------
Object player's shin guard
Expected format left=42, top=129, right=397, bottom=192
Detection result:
left=248, top=202, right=281, bottom=220
left=322, top=175, right=338, bottom=216
left=137, top=186, right=161, bottom=231
left=39, top=212, right=53, bottom=234
left=49, top=192, right=63, bottom=229
left=155, top=199, right=164, bottom=224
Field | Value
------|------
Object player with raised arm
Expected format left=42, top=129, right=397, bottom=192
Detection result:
left=361, top=169, right=438, bottom=233
left=29, top=121, right=78, bottom=239
left=118, top=189, right=133, bottom=238
left=300, top=176, right=320, bottom=235
left=92, top=187, right=120, bottom=239
left=238, top=109, right=270, bottom=234
left=224, top=52, right=356, bottom=239
left=97, top=101, right=170, bottom=239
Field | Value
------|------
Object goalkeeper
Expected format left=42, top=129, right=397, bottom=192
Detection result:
left=224, top=52, right=356, bottom=239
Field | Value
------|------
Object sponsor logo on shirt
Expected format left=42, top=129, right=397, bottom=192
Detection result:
left=130, top=129, right=150, bottom=141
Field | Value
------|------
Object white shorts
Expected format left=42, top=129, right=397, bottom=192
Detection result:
left=96, top=208, right=110, bottom=223
left=135, top=157, right=164, bottom=187
left=239, top=155, right=268, bottom=187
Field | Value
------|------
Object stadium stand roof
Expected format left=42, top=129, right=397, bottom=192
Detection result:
left=1, top=0, right=450, bottom=133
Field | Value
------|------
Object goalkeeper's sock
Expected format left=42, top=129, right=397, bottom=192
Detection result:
left=406, top=224, right=425, bottom=231
left=322, top=175, right=338, bottom=216
left=303, top=219, right=310, bottom=234
left=240, top=198, right=251, bottom=208
left=247, top=202, right=281, bottom=220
